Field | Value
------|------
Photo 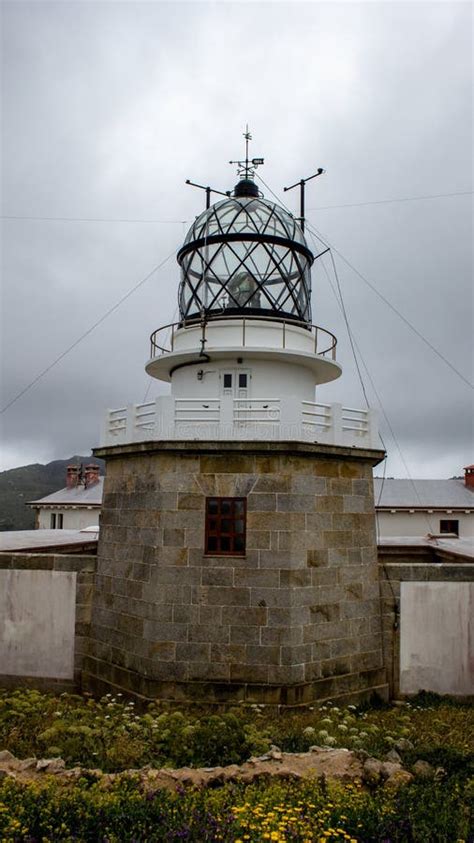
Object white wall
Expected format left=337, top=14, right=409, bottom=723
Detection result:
left=376, top=510, right=474, bottom=538
left=400, top=582, right=474, bottom=696
left=37, top=508, right=100, bottom=530
left=172, top=359, right=316, bottom=402
left=0, top=570, right=76, bottom=679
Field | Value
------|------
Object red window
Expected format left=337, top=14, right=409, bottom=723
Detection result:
left=205, top=497, right=246, bottom=555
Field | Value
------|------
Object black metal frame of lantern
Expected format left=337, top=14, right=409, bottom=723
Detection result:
left=177, top=196, right=315, bottom=325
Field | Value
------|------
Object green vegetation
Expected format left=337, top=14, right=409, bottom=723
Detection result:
left=1, top=689, right=471, bottom=774
left=0, top=689, right=472, bottom=841
left=1, top=773, right=471, bottom=842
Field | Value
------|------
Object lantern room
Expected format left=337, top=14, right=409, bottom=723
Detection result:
left=177, top=178, right=313, bottom=325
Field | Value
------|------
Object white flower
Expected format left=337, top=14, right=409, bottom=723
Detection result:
left=303, top=726, right=315, bottom=736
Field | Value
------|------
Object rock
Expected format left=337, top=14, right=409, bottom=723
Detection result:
left=380, top=761, right=403, bottom=780
left=394, top=738, right=414, bottom=752
left=0, top=750, right=16, bottom=764
left=17, top=758, right=37, bottom=771
left=384, top=770, right=414, bottom=789
left=274, top=768, right=302, bottom=780
left=412, top=760, right=435, bottom=779
left=269, top=750, right=283, bottom=761
left=239, top=771, right=257, bottom=784
left=362, top=758, right=383, bottom=785
left=385, top=749, right=402, bottom=764
left=36, top=758, right=66, bottom=774
left=270, top=745, right=281, bottom=753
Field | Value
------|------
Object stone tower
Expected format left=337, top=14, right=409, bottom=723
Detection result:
left=85, top=149, right=387, bottom=705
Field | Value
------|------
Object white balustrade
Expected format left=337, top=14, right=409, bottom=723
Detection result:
left=101, top=398, right=379, bottom=448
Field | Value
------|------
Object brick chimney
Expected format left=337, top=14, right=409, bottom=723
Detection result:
left=84, top=463, right=100, bottom=488
left=66, top=465, right=80, bottom=489
left=464, top=465, right=474, bottom=489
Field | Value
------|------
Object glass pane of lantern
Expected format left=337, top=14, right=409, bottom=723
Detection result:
left=178, top=195, right=313, bottom=324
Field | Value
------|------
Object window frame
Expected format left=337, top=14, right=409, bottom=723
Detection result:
left=205, top=496, right=247, bottom=556
left=439, top=518, right=459, bottom=536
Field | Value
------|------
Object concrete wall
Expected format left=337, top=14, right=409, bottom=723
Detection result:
left=0, top=570, right=76, bottom=679
left=0, top=553, right=96, bottom=691
left=37, top=508, right=100, bottom=531
left=376, top=510, right=474, bottom=538
left=399, top=582, right=473, bottom=695
left=378, top=547, right=474, bottom=698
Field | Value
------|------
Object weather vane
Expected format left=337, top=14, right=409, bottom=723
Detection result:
left=229, top=125, right=264, bottom=181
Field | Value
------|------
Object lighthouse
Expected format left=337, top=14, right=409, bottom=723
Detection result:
left=86, top=144, right=387, bottom=706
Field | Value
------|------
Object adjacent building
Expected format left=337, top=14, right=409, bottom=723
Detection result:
left=28, top=464, right=103, bottom=531
left=374, top=465, right=474, bottom=539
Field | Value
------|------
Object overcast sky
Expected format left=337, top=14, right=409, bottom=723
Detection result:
left=1, top=1, right=472, bottom=478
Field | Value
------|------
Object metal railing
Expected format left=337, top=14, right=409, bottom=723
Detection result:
left=149, top=314, right=337, bottom=360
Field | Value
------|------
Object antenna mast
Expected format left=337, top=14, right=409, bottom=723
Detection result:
left=284, top=168, right=325, bottom=231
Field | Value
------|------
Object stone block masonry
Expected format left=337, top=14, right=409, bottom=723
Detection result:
left=85, top=440, right=388, bottom=706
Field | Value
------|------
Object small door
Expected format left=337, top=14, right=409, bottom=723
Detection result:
left=237, top=372, right=249, bottom=399
left=220, top=370, right=251, bottom=398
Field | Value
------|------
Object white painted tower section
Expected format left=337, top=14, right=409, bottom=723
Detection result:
left=101, top=174, right=379, bottom=448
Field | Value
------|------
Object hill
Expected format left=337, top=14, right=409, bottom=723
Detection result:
left=0, top=456, right=105, bottom=531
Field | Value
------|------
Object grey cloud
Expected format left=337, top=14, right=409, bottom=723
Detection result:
left=1, top=1, right=472, bottom=477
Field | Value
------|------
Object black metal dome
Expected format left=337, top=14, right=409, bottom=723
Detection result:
left=177, top=188, right=314, bottom=324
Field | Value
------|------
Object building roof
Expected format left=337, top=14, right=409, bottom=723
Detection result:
left=28, top=477, right=104, bottom=507
left=377, top=535, right=474, bottom=561
left=373, top=477, right=474, bottom=509
left=0, top=529, right=99, bottom=553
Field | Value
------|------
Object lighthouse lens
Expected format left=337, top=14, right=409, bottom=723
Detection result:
left=178, top=196, right=313, bottom=324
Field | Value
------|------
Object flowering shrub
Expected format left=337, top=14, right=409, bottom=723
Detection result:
left=0, top=690, right=472, bottom=840
left=0, top=691, right=272, bottom=771
left=1, top=689, right=472, bottom=775
left=0, top=773, right=471, bottom=841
